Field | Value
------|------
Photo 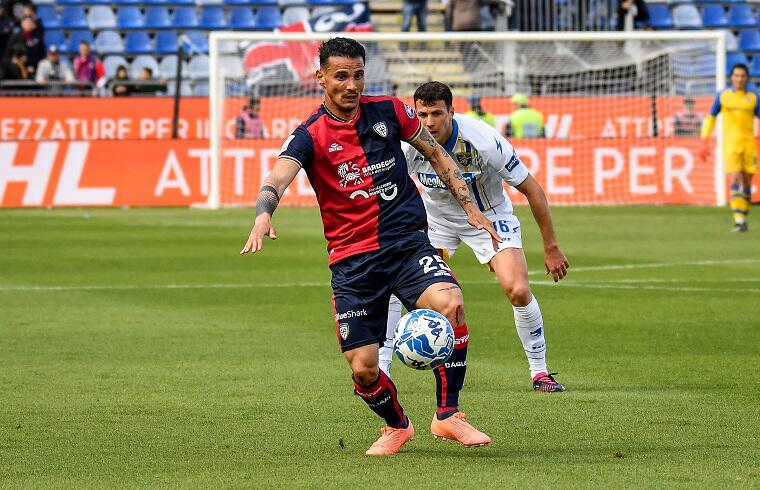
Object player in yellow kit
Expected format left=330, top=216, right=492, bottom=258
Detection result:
left=701, top=63, right=758, bottom=232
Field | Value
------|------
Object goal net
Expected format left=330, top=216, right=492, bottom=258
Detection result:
left=208, top=31, right=726, bottom=209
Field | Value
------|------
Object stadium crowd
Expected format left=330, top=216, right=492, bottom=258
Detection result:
left=0, top=0, right=659, bottom=96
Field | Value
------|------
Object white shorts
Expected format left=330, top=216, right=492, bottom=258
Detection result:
left=427, top=211, right=523, bottom=264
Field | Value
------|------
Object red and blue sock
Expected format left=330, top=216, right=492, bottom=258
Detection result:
left=433, top=323, right=469, bottom=420
left=354, top=369, right=408, bottom=429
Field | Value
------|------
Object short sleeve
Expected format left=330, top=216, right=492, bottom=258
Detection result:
left=391, top=97, right=423, bottom=142
left=279, top=125, right=314, bottom=169
left=488, top=132, right=529, bottom=187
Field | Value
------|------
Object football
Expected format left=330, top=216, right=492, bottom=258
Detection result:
left=393, top=309, right=455, bottom=370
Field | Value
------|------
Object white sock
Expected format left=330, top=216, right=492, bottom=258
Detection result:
left=379, top=295, right=404, bottom=377
left=512, top=296, right=548, bottom=379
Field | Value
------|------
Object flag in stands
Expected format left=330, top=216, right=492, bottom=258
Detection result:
left=242, top=3, right=372, bottom=87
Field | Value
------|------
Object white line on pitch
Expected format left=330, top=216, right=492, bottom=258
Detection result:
left=527, top=259, right=760, bottom=276
left=528, top=280, right=760, bottom=294
left=1, top=259, right=758, bottom=293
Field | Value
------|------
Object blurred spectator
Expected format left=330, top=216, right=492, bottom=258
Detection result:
left=134, top=66, right=167, bottom=94
left=674, top=97, right=702, bottom=137
left=402, top=0, right=427, bottom=34
left=2, top=45, right=30, bottom=79
left=22, top=3, right=43, bottom=36
left=110, top=65, right=131, bottom=96
left=236, top=95, right=266, bottom=139
left=446, top=0, right=482, bottom=31
left=0, top=5, right=14, bottom=60
left=505, top=93, right=545, bottom=138
left=36, top=44, right=72, bottom=84
left=2, top=0, right=27, bottom=23
left=465, top=96, right=495, bottom=127
left=73, top=40, right=105, bottom=88
left=616, top=0, right=649, bottom=31
left=4, top=15, right=44, bottom=75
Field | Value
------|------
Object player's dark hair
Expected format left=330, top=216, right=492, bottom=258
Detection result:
left=414, top=81, right=453, bottom=109
left=318, top=37, right=365, bottom=68
left=731, top=63, right=749, bottom=76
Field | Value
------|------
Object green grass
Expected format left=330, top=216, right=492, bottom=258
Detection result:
left=1, top=206, right=759, bottom=488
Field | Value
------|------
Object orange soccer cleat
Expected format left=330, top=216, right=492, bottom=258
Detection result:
left=430, top=412, right=491, bottom=447
left=365, top=420, right=415, bottom=456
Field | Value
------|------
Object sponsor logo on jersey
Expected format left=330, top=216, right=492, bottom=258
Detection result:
left=361, top=157, right=395, bottom=176
left=338, top=162, right=364, bottom=187
left=494, top=137, right=503, bottom=155
left=417, top=172, right=476, bottom=189
left=328, top=142, right=343, bottom=153
left=339, top=323, right=349, bottom=340
left=349, top=182, right=398, bottom=201
left=505, top=152, right=520, bottom=172
left=373, top=122, right=388, bottom=138
left=336, top=309, right=367, bottom=321
left=404, top=103, right=415, bottom=119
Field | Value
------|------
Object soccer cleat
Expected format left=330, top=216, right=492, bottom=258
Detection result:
left=533, top=372, right=566, bottom=392
left=732, top=222, right=748, bottom=233
left=430, top=412, right=491, bottom=447
left=365, top=420, right=414, bottom=456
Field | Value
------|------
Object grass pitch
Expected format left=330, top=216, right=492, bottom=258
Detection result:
left=1, top=206, right=759, bottom=488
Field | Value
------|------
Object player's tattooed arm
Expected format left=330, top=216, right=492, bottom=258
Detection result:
left=410, top=126, right=502, bottom=249
left=410, top=126, right=473, bottom=209
left=256, top=185, right=280, bottom=218
left=241, top=158, right=301, bottom=255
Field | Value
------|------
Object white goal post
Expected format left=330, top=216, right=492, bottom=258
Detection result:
left=208, top=30, right=726, bottom=209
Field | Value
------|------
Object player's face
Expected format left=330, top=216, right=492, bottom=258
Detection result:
left=316, top=56, right=365, bottom=119
left=415, top=99, right=454, bottom=145
left=731, top=69, right=748, bottom=91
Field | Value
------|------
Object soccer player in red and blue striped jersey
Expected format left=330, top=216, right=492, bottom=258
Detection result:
left=241, top=38, right=499, bottom=455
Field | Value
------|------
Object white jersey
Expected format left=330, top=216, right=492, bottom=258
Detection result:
left=404, top=113, right=529, bottom=220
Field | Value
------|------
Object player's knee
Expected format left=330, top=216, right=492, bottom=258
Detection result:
left=351, top=364, right=379, bottom=387
left=440, top=294, right=465, bottom=328
left=505, top=282, right=532, bottom=306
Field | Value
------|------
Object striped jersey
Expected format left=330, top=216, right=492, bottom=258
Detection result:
left=404, top=113, right=529, bottom=219
left=279, top=95, right=426, bottom=265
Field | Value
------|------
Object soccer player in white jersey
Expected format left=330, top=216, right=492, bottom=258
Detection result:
left=379, top=82, right=569, bottom=392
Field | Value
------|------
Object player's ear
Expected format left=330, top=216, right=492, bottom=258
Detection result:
left=449, top=105, right=455, bottom=118
left=316, top=69, right=325, bottom=88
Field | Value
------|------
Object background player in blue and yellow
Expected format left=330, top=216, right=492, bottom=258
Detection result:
left=701, top=63, right=758, bottom=232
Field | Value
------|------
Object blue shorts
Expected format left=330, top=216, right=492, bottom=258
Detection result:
left=330, top=233, right=460, bottom=352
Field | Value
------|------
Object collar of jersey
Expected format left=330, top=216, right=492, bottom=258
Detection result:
left=322, top=102, right=361, bottom=123
left=442, top=118, right=459, bottom=153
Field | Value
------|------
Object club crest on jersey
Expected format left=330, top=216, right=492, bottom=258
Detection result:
left=455, top=152, right=472, bottom=167
left=373, top=122, right=388, bottom=138
left=338, top=162, right=364, bottom=187
left=403, top=103, right=415, bottom=119
left=339, top=323, right=349, bottom=340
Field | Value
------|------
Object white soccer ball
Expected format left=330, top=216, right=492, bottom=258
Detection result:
left=393, top=309, right=454, bottom=370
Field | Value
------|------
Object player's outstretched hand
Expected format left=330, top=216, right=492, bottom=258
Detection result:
left=544, top=245, right=569, bottom=282
left=468, top=211, right=502, bottom=251
left=240, top=217, right=277, bottom=255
